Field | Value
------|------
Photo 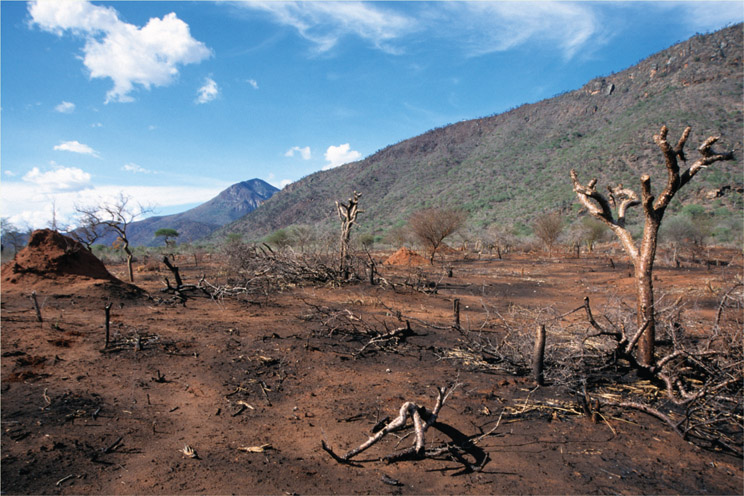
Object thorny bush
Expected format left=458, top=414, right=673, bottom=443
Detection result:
left=451, top=285, right=743, bottom=457
left=217, top=240, right=366, bottom=298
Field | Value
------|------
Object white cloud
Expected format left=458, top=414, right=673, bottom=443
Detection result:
left=2, top=179, right=228, bottom=230
left=265, top=175, right=294, bottom=189
left=55, top=101, right=75, bottom=113
left=323, top=143, right=362, bottom=170
left=285, top=145, right=311, bottom=160
left=53, top=140, right=100, bottom=157
left=22, top=166, right=92, bottom=193
left=122, top=163, right=155, bottom=174
left=240, top=1, right=415, bottom=53
left=28, top=0, right=212, bottom=103
left=5, top=170, right=17, bottom=177
left=91, top=122, right=103, bottom=128
left=196, top=77, right=219, bottom=104
left=246, top=79, right=259, bottom=89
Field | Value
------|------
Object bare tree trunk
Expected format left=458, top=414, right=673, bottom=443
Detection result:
left=336, top=192, right=361, bottom=279
left=532, top=324, right=546, bottom=386
left=104, top=303, right=112, bottom=348
left=30, top=291, right=43, bottom=323
left=162, top=256, right=183, bottom=287
left=636, top=218, right=661, bottom=366
left=570, top=126, right=734, bottom=369
left=452, top=299, right=460, bottom=330
left=125, top=248, right=134, bottom=283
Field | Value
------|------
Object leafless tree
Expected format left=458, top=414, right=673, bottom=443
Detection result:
left=75, top=193, right=152, bottom=283
left=1, top=218, right=29, bottom=255
left=69, top=221, right=104, bottom=252
left=571, top=125, right=734, bottom=367
left=533, top=212, right=564, bottom=256
left=336, top=191, right=361, bottom=277
left=409, top=208, right=467, bottom=264
left=485, top=225, right=515, bottom=259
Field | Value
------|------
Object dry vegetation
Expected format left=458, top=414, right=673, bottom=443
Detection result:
left=1, top=227, right=742, bottom=494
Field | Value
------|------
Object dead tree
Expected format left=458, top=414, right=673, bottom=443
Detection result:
left=571, top=126, right=734, bottom=367
left=75, top=193, right=152, bottom=283
left=336, top=191, right=361, bottom=278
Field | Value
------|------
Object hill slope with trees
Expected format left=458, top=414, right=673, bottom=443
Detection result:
left=219, top=24, right=742, bottom=244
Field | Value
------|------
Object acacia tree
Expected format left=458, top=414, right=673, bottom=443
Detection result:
left=571, top=126, right=733, bottom=367
left=155, top=228, right=179, bottom=247
left=336, top=191, right=361, bottom=277
left=409, top=207, right=467, bottom=264
left=76, top=193, right=151, bottom=283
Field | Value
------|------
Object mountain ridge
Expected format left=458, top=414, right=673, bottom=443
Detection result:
left=91, top=179, right=278, bottom=247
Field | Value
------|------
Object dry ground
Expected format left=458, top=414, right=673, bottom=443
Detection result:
left=2, top=246, right=742, bottom=495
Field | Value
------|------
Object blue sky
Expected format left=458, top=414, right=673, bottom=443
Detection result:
left=2, top=1, right=742, bottom=229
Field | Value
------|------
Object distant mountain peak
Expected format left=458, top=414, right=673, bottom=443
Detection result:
left=84, top=178, right=279, bottom=247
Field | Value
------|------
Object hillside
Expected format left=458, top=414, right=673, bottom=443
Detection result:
left=219, top=24, right=742, bottom=242
left=93, top=179, right=278, bottom=247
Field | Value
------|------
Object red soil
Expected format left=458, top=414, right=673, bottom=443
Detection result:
left=1, top=247, right=741, bottom=494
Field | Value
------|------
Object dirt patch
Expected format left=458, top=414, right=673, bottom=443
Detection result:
left=1, top=248, right=742, bottom=494
left=384, top=247, right=429, bottom=266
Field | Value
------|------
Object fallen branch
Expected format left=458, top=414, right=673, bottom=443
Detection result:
left=355, top=321, right=415, bottom=356
left=322, top=385, right=456, bottom=464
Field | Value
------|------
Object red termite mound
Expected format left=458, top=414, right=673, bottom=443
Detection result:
left=383, top=247, right=429, bottom=266
left=2, top=229, right=117, bottom=284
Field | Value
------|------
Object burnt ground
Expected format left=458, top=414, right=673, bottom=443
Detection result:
left=1, top=246, right=742, bottom=495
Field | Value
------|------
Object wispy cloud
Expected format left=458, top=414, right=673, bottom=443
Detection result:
left=285, top=145, right=311, bottom=160
left=196, top=77, right=219, bottom=104
left=28, top=0, right=212, bottom=103
left=436, top=2, right=599, bottom=59
left=237, top=1, right=604, bottom=60
left=239, top=1, right=416, bottom=54
left=246, top=78, right=259, bottom=89
left=122, top=163, right=156, bottom=174
left=323, top=143, right=361, bottom=170
left=53, top=140, right=100, bottom=157
left=54, top=101, right=75, bottom=113
left=659, top=1, right=744, bottom=33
